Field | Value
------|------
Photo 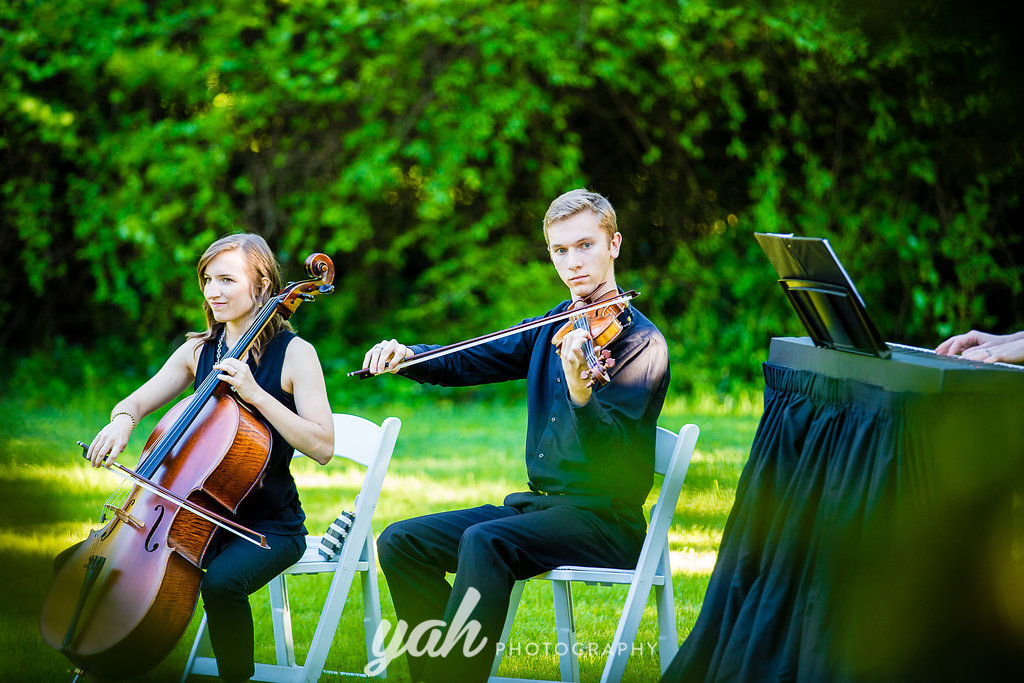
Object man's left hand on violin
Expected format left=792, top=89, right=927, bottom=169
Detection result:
left=558, top=327, right=600, bottom=405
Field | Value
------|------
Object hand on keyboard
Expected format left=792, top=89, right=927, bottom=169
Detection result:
left=935, top=329, right=1024, bottom=365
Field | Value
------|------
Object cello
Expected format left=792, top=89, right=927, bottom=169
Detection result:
left=39, top=253, right=334, bottom=680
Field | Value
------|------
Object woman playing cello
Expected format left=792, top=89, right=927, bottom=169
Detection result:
left=74, top=232, right=334, bottom=681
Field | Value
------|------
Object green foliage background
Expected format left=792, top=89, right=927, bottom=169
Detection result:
left=3, top=0, right=1022, bottom=394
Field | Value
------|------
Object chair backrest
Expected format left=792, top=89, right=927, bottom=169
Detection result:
left=332, top=413, right=396, bottom=466
left=294, top=413, right=402, bottom=567
left=593, top=423, right=698, bottom=681
left=646, top=423, right=700, bottom=557
left=294, top=413, right=401, bottom=471
left=653, top=424, right=687, bottom=476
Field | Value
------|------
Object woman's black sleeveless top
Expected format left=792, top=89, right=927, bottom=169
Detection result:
left=195, top=330, right=306, bottom=536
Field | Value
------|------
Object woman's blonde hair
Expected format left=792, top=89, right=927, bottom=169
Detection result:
left=187, top=233, right=292, bottom=365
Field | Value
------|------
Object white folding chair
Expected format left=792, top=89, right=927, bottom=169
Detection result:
left=489, top=423, right=700, bottom=683
left=182, top=413, right=402, bottom=683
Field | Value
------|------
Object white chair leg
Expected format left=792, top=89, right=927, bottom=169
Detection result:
left=362, top=536, right=386, bottom=678
left=491, top=580, right=527, bottom=676
left=300, top=556, right=361, bottom=681
left=599, top=583, right=650, bottom=683
left=268, top=574, right=297, bottom=668
left=181, top=612, right=213, bottom=682
left=655, top=565, right=678, bottom=672
left=551, top=581, right=580, bottom=683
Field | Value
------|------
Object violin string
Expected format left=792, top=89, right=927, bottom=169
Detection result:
left=572, top=314, right=603, bottom=378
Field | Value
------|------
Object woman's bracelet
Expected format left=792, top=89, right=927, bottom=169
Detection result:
left=110, top=411, right=137, bottom=430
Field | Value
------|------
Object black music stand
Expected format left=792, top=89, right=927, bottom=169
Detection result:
left=755, top=232, right=891, bottom=359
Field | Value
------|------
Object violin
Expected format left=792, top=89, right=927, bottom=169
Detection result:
left=39, top=253, right=334, bottom=680
left=550, top=288, right=631, bottom=386
left=348, top=286, right=638, bottom=381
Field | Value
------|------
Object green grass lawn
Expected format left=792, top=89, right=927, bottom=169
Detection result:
left=0, top=384, right=760, bottom=682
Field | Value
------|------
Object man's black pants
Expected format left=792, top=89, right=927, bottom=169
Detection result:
left=376, top=492, right=646, bottom=682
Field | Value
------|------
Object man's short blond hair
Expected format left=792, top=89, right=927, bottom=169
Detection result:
left=543, top=189, right=618, bottom=245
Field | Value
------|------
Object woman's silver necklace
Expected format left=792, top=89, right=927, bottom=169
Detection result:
left=216, top=330, right=226, bottom=364
left=216, top=330, right=240, bottom=392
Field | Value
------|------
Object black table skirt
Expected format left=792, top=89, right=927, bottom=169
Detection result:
left=663, top=363, right=1024, bottom=682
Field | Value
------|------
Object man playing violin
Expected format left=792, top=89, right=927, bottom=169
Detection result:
left=362, top=189, right=670, bottom=682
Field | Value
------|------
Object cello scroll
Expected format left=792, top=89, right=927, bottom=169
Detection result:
left=276, top=252, right=335, bottom=317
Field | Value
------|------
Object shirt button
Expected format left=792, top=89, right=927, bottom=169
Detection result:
left=550, top=417, right=556, bottom=423
left=538, top=453, right=545, bottom=459
left=556, top=377, right=561, bottom=383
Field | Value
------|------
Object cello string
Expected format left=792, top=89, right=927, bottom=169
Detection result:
left=133, top=288, right=286, bottom=476
left=101, top=481, right=130, bottom=523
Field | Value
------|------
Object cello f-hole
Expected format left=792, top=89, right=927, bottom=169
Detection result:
left=145, top=505, right=165, bottom=552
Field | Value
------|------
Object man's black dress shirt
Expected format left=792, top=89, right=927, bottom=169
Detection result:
left=400, top=299, right=670, bottom=508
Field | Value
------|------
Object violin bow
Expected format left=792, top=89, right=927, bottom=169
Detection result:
left=348, top=289, right=639, bottom=379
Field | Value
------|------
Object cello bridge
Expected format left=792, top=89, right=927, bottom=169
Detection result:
left=104, top=504, right=143, bottom=530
